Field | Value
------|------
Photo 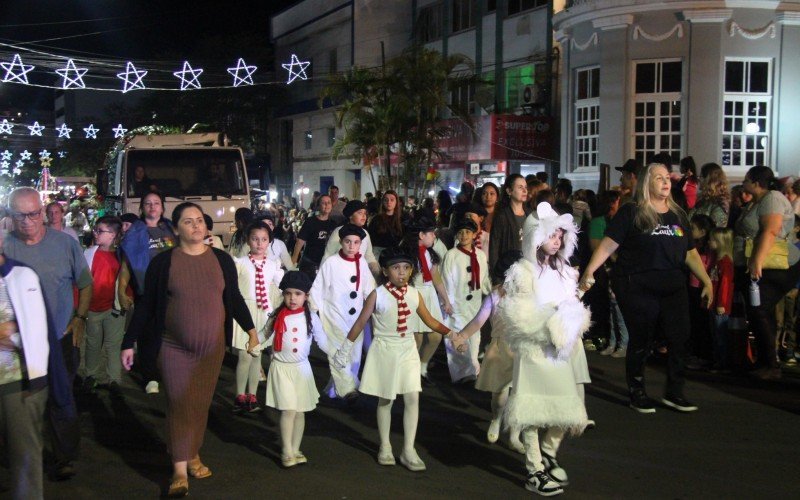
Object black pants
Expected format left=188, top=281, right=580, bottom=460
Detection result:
left=734, top=263, right=800, bottom=369
left=46, top=333, right=80, bottom=466
left=584, top=264, right=610, bottom=341
left=688, top=286, right=712, bottom=360
left=612, top=270, right=689, bottom=397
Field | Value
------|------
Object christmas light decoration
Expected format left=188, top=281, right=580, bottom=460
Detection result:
left=112, top=124, right=128, bottom=138
left=117, top=62, right=147, bottom=93
left=1, top=54, right=34, bottom=84
left=0, top=150, right=11, bottom=161
left=20, top=150, right=32, bottom=160
left=27, top=122, right=44, bottom=136
left=227, top=58, right=257, bottom=87
left=41, top=157, right=53, bottom=168
left=55, top=59, right=88, bottom=89
left=58, top=151, right=67, bottom=158
left=173, top=61, right=203, bottom=90
left=56, top=123, right=72, bottom=139
left=281, top=54, right=310, bottom=84
left=13, top=166, right=21, bottom=176
left=0, top=120, right=13, bottom=135
left=39, top=150, right=51, bottom=159
left=83, top=124, right=99, bottom=139
left=0, top=160, right=8, bottom=169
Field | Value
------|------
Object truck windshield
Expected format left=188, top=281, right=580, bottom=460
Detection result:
left=127, top=149, right=246, bottom=197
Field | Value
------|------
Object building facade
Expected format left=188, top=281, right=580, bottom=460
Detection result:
left=555, top=0, right=800, bottom=190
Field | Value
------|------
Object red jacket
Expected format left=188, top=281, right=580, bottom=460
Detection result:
left=711, top=255, right=734, bottom=315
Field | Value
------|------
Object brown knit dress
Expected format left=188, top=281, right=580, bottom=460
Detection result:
left=159, top=248, right=226, bottom=462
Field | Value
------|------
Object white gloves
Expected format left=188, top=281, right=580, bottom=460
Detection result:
left=332, top=339, right=355, bottom=369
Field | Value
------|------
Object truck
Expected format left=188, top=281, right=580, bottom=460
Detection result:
left=97, top=132, right=250, bottom=245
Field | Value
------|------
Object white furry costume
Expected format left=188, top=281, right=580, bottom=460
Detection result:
left=499, top=203, right=590, bottom=435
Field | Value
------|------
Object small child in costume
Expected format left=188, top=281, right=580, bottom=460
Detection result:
left=310, top=223, right=377, bottom=397
left=707, top=227, right=734, bottom=371
left=232, top=221, right=284, bottom=413
left=262, top=271, right=329, bottom=467
left=492, top=202, right=591, bottom=497
left=441, top=218, right=491, bottom=383
left=333, top=247, right=453, bottom=472
left=451, top=250, right=525, bottom=453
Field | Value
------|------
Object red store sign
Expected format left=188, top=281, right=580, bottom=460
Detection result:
left=437, top=114, right=554, bottom=162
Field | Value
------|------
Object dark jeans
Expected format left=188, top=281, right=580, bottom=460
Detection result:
left=612, top=270, right=690, bottom=397
left=584, top=264, right=610, bottom=341
left=46, top=333, right=80, bottom=466
left=688, top=286, right=712, bottom=360
left=734, top=263, right=800, bottom=368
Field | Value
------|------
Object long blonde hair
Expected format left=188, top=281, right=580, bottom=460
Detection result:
left=709, top=227, right=734, bottom=260
left=633, top=163, right=687, bottom=232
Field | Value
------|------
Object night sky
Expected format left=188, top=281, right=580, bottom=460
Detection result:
left=0, top=0, right=297, bottom=111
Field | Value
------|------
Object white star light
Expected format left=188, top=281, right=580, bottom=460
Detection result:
left=55, top=59, right=88, bottom=89
left=83, top=124, right=99, bottom=139
left=112, top=124, right=128, bottom=138
left=39, top=150, right=51, bottom=159
left=13, top=166, right=21, bottom=176
left=0, top=160, right=8, bottom=169
left=0, top=150, right=11, bottom=161
left=281, top=54, right=310, bottom=84
left=58, top=151, right=67, bottom=158
left=173, top=61, right=203, bottom=90
left=117, top=62, right=147, bottom=93
left=1, top=54, right=34, bottom=84
left=27, top=122, right=44, bottom=136
left=227, top=58, right=257, bottom=87
left=20, top=150, right=32, bottom=160
left=0, top=120, right=13, bottom=135
left=56, top=123, right=72, bottom=139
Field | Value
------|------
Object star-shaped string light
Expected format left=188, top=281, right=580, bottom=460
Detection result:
left=56, top=123, right=72, bottom=139
left=227, top=58, right=257, bottom=87
left=173, top=61, right=203, bottom=90
left=58, top=151, right=67, bottom=158
left=27, top=122, right=44, bottom=136
left=41, top=157, right=53, bottom=168
left=112, top=124, right=128, bottom=138
left=281, top=54, right=310, bottom=84
left=20, top=150, right=32, bottom=160
left=39, top=150, right=51, bottom=159
left=13, top=160, right=23, bottom=174
left=0, top=160, right=8, bottom=170
left=117, top=62, right=147, bottom=93
left=0, top=150, right=11, bottom=161
left=1, top=54, right=34, bottom=84
left=55, top=59, right=88, bottom=89
left=83, top=124, right=99, bottom=139
left=0, top=120, right=13, bottom=135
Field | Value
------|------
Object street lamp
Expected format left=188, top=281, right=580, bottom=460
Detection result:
left=296, top=184, right=310, bottom=207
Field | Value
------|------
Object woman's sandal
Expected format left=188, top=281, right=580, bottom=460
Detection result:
left=167, top=477, right=189, bottom=498
left=187, top=460, right=212, bottom=479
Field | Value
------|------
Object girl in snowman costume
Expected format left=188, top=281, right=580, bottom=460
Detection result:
left=477, top=202, right=591, bottom=496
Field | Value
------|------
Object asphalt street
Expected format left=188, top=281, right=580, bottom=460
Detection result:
left=7, top=348, right=798, bottom=499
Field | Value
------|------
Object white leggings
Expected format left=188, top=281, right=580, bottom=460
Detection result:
left=377, top=392, right=420, bottom=453
left=523, top=427, right=565, bottom=473
left=235, top=348, right=262, bottom=395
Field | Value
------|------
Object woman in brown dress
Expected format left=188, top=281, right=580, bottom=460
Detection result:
left=121, top=202, right=258, bottom=497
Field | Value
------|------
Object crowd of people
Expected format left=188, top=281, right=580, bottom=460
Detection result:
left=0, top=158, right=798, bottom=498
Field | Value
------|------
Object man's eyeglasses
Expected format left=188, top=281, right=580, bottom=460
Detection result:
left=11, top=210, right=42, bottom=222
left=93, top=228, right=115, bottom=235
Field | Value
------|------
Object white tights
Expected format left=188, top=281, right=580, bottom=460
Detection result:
left=415, top=332, right=442, bottom=375
left=279, top=410, right=305, bottom=457
left=491, top=383, right=522, bottom=444
left=523, top=427, right=565, bottom=473
left=377, top=392, right=419, bottom=453
left=235, top=348, right=262, bottom=395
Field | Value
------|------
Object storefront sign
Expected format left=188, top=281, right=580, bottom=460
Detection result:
left=435, top=114, right=553, bottom=163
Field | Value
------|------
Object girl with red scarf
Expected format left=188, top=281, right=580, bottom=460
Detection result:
left=441, top=218, right=492, bottom=383
left=262, top=271, right=329, bottom=468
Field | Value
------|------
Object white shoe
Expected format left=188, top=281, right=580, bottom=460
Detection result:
left=611, top=348, right=627, bottom=358
left=145, top=381, right=159, bottom=394
left=399, top=450, right=427, bottom=472
left=377, top=444, right=395, bottom=466
left=486, top=418, right=501, bottom=443
left=542, top=453, right=568, bottom=485
left=599, top=345, right=615, bottom=356
left=525, top=471, right=563, bottom=496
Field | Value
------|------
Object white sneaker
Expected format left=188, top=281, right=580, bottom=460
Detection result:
left=525, top=471, right=564, bottom=496
left=486, top=418, right=501, bottom=443
left=377, top=444, right=395, bottom=466
left=145, top=381, right=159, bottom=394
left=542, top=453, right=568, bottom=485
left=611, top=347, right=627, bottom=358
left=599, top=345, right=615, bottom=356
left=399, top=449, right=427, bottom=472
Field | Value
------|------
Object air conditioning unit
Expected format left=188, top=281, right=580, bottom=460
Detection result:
left=521, top=83, right=543, bottom=106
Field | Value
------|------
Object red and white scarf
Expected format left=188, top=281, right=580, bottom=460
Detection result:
left=457, top=245, right=480, bottom=291
left=385, top=283, right=410, bottom=333
left=249, top=254, right=269, bottom=310
left=273, top=307, right=305, bottom=352
left=418, top=245, right=433, bottom=283
left=339, top=250, right=362, bottom=291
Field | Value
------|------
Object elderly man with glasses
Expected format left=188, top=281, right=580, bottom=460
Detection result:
left=3, top=187, right=92, bottom=481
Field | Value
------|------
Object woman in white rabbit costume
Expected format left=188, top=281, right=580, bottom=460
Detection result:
left=496, top=202, right=590, bottom=497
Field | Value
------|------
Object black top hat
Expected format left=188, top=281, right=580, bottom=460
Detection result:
left=279, top=271, right=312, bottom=293
left=378, top=247, right=414, bottom=268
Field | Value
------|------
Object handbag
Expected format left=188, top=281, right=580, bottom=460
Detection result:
left=744, top=238, right=789, bottom=270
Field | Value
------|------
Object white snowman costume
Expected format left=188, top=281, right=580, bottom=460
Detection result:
left=232, top=255, right=284, bottom=348
left=265, top=311, right=329, bottom=412
left=310, top=250, right=376, bottom=396
left=441, top=245, right=491, bottom=382
left=409, top=247, right=445, bottom=332
left=321, top=225, right=378, bottom=268
left=497, top=202, right=590, bottom=477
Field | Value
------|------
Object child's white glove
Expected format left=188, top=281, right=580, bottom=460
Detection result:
left=332, top=339, right=354, bottom=370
